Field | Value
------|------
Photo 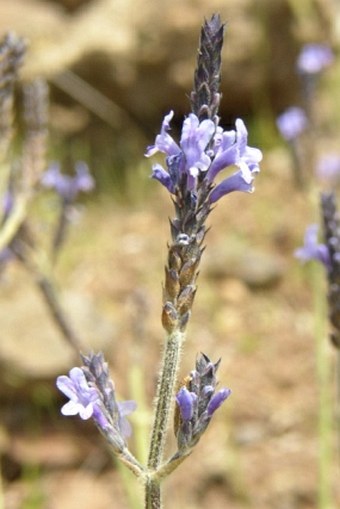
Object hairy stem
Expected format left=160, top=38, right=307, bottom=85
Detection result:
left=147, top=329, right=185, bottom=470
left=145, top=478, right=161, bottom=509
left=144, top=328, right=184, bottom=508
left=116, top=447, right=146, bottom=479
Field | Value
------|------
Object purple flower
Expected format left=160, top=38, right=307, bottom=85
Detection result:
left=56, top=366, right=136, bottom=437
left=209, top=164, right=255, bottom=203
left=146, top=112, right=262, bottom=202
left=315, top=153, right=340, bottom=184
left=56, top=367, right=105, bottom=423
left=295, top=224, right=330, bottom=269
left=276, top=107, right=308, bottom=141
left=2, top=191, right=14, bottom=217
left=41, top=162, right=94, bottom=201
left=207, top=388, right=231, bottom=417
left=297, top=43, right=334, bottom=75
left=146, top=111, right=215, bottom=191
left=175, top=353, right=231, bottom=451
left=117, top=400, right=137, bottom=438
left=208, top=118, right=262, bottom=202
left=176, top=386, right=197, bottom=421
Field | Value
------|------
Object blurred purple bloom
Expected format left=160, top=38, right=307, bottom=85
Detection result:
left=295, top=224, right=330, bottom=269
left=276, top=107, right=308, bottom=141
left=176, top=386, right=197, bottom=421
left=145, top=112, right=262, bottom=202
left=297, top=43, right=334, bottom=75
left=41, top=162, right=94, bottom=201
left=74, top=162, right=95, bottom=192
left=315, top=153, right=340, bottom=184
left=207, top=388, right=231, bottom=417
left=0, top=246, right=13, bottom=265
left=2, top=191, right=14, bottom=217
left=117, top=400, right=137, bottom=438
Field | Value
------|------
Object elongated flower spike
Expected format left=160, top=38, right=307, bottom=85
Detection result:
left=145, top=16, right=262, bottom=333
left=146, top=116, right=261, bottom=333
left=320, top=193, right=340, bottom=349
left=190, top=13, right=224, bottom=124
left=296, top=193, right=340, bottom=349
left=174, top=353, right=231, bottom=451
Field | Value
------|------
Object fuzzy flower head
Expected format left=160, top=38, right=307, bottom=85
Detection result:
left=294, top=224, right=330, bottom=270
left=297, top=43, right=334, bottom=75
left=276, top=107, right=308, bottom=142
left=145, top=111, right=262, bottom=203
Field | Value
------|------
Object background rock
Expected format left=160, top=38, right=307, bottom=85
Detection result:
left=0, top=267, right=115, bottom=379
left=0, top=0, right=333, bottom=130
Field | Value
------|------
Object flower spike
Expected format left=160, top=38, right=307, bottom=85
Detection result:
left=174, top=353, right=231, bottom=451
left=57, top=352, right=137, bottom=452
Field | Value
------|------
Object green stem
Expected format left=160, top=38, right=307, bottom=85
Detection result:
left=0, top=459, right=4, bottom=509
left=145, top=478, right=161, bottom=509
left=147, top=328, right=185, bottom=469
left=312, top=264, right=333, bottom=509
left=145, top=328, right=185, bottom=508
left=0, top=191, right=30, bottom=251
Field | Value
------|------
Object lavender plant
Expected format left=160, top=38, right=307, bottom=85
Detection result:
left=56, top=15, right=262, bottom=509
left=296, top=193, right=340, bottom=350
left=296, top=194, right=340, bottom=506
left=292, top=41, right=339, bottom=501
left=0, top=33, right=94, bottom=355
left=276, top=42, right=334, bottom=188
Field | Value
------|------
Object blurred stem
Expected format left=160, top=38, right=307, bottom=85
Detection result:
left=312, top=263, right=333, bottom=509
left=0, top=461, right=4, bottom=509
left=36, top=273, right=83, bottom=354
left=289, top=139, right=305, bottom=190
left=16, top=250, right=84, bottom=356
left=0, top=191, right=30, bottom=251
left=116, top=459, right=143, bottom=509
